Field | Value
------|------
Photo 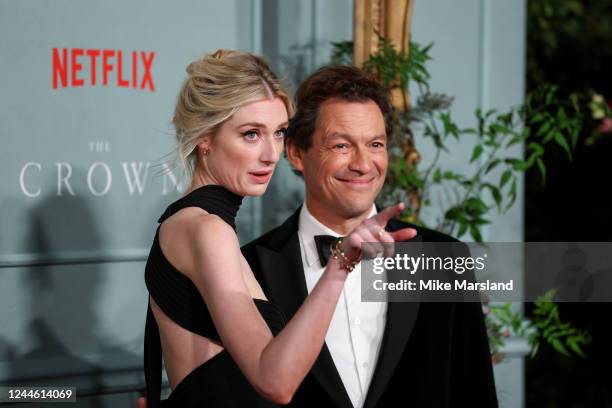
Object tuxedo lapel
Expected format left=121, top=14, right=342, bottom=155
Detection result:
left=363, top=222, right=422, bottom=408
left=254, top=208, right=354, bottom=408
left=255, top=238, right=305, bottom=323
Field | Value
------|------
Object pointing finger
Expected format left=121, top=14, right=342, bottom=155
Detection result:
left=389, top=227, right=417, bottom=242
left=371, top=202, right=405, bottom=227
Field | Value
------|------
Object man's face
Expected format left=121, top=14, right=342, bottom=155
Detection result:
left=288, top=98, right=388, bottom=221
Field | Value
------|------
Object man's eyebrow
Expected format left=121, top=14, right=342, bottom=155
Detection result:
left=326, top=132, right=353, bottom=140
left=326, top=132, right=386, bottom=140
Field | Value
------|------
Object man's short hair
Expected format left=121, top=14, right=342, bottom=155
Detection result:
left=285, top=65, right=394, bottom=151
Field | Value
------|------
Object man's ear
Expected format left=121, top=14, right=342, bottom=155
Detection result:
left=285, top=141, right=305, bottom=173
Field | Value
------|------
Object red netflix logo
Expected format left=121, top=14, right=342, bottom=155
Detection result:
left=52, top=48, right=155, bottom=91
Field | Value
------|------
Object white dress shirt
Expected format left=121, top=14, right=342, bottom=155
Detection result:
left=298, top=204, right=387, bottom=408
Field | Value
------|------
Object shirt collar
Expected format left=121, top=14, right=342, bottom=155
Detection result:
left=298, top=203, right=377, bottom=268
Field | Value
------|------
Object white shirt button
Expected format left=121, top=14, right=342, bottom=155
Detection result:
left=354, top=317, right=361, bottom=325
left=362, top=362, right=369, bottom=368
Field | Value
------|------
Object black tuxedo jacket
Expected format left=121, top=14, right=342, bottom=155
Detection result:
left=241, top=207, right=498, bottom=408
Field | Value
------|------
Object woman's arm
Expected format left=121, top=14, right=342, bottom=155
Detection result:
left=187, top=204, right=415, bottom=404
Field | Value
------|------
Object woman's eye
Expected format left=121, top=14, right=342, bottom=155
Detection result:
left=274, top=128, right=287, bottom=138
left=243, top=131, right=259, bottom=141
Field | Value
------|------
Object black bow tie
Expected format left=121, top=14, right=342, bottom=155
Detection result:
left=314, top=235, right=342, bottom=267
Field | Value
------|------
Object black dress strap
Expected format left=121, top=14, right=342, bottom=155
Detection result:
left=157, top=184, right=243, bottom=230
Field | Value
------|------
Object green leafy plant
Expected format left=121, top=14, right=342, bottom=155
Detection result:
left=344, top=36, right=584, bottom=241
left=484, top=290, right=590, bottom=363
left=330, top=36, right=590, bottom=361
left=528, top=290, right=591, bottom=357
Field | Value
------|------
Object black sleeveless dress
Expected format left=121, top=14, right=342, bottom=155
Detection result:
left=144, top=185, right=287, bottom=407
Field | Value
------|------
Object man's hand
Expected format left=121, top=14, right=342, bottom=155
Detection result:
left=341, top=202, right=417, bottom=262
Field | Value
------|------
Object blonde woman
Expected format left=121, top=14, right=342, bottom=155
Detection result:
left=142, top=50, right=415, bottom=407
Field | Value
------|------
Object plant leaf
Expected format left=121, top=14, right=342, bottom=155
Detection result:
left=500, top=170, right=513, bottom=188
left=470, top=145, right=484, bottom=163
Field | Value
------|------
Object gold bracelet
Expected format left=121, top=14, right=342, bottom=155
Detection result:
left=330, top=238, right=360, bottom=272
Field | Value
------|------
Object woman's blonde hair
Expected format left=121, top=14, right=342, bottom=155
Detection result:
left=172, top=49, right=293, bottom=181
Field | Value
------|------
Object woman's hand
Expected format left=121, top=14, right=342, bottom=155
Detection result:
left=337, top=203, right=417, bottom=270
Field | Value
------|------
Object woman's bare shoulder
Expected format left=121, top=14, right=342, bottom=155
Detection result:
left=158, top=207, right=238, bottom=276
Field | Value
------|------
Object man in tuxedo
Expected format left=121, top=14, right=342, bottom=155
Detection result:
left=241, top=65, right=498, bottom=408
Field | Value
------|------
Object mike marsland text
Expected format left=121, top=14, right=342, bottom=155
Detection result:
left=372, top=279, right=515, bottom=292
